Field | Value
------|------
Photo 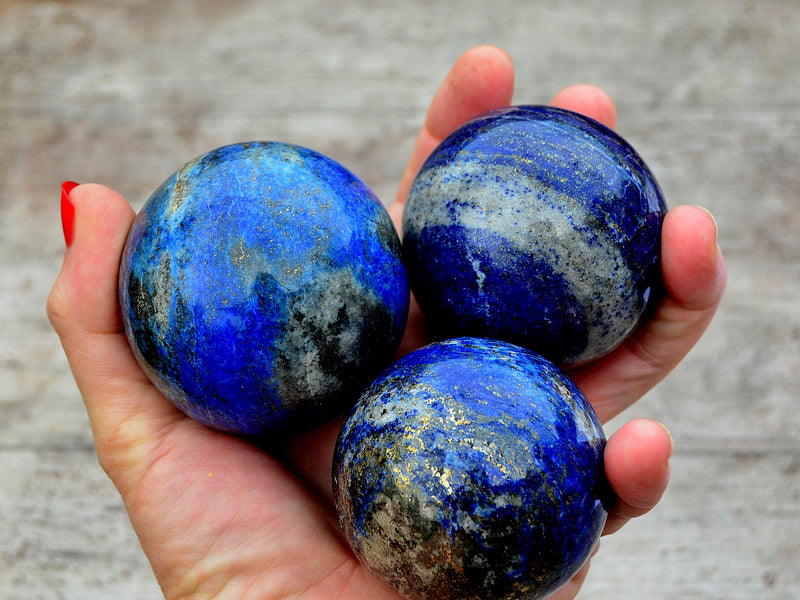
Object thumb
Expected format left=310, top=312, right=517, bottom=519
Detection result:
left=48, top=183, right=135, bottom=339
left=47, top=183, right=182, bottom=489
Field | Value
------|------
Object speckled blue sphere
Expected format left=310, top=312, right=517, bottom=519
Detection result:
left=402, top=106, right=667, bottom=365
left=119, top=142, right=409, bottom=436
left=333, top=337, right=609, bottom=600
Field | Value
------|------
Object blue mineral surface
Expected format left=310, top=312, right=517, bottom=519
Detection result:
left=333, top=337, right=610, bottom=600
left=402, top=105, right=667, bottom=365
left=119, top=142, right=409, bottom=435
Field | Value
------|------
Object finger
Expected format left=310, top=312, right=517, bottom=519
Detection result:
left=572, top=205, right=727, bottom=422
left=49, top=183, right=135, bottom=336
left=661, top=206, right=727, bottom=310
left=550, top=84, right=618, bottom=129
left=602, top=419, right=673, bottom=535
left=47, top=183, right=185, bottom=488
left=393, top=44, right=515, bottom=211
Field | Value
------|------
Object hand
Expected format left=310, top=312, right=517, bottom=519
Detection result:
left=48, top=45, right=725, bottom=600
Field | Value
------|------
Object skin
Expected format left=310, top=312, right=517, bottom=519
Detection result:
left=48, top=45, right=726, bottom=600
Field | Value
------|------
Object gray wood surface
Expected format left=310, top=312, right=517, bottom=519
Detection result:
left=1, top=1, right=798, bottom=598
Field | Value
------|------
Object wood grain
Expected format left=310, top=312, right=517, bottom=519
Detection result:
left=1, top=1, right=798, bottom=598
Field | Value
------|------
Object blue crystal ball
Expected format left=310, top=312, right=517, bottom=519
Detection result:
left=333, top=337, right=609, bottom=600
left=119, top=142, right=409, bottom=436
left=402, top=106, right=667, bottom=365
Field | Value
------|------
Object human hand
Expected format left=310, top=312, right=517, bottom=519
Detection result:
left=388, top=46, right=726, bottom=598
left=47, top=45, right=725, bottom=600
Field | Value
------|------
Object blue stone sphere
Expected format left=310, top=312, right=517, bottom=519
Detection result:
left=402, top=106, right=667, bottom=365
left=119, top=142, right=409, bottom=436
left=333, top=337, right=609, bottom=600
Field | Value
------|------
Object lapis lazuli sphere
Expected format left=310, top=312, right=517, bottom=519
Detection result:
left=402, top=106, right=667, bottom=365
left=333, top=337, right=609, bottom=600
left=119, top=142, right=409, bottom=436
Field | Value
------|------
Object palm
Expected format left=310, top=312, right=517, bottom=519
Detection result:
left=117, top=396, right=399, bottom=598
left=48, top=45, right=724, bottom=600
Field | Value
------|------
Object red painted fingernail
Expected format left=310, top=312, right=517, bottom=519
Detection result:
left=61, top=181, right=79, bottom=246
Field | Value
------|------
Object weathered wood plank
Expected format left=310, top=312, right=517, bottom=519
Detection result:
left=1, top=1, right=798, bottom=598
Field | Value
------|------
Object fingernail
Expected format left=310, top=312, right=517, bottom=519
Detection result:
left=61, top=181, right=79, bottom=247
left=695, top=205, right=718, bottom=240
left=657, top=421, right=674, bottom=458
left=695, top=207, right=727, bottom=302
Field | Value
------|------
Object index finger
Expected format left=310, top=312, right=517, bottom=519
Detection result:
left=393, top=45, right=515, bottom=209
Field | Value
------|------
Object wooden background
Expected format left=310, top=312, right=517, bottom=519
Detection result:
left=1, top=1, right=798, bottom=598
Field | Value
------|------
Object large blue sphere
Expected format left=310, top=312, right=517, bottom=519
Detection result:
left=333, top=337, right=609, bottom=600
left=402, top=106, right=667, bottom=365
left=119, top=142, right=409, bottom=436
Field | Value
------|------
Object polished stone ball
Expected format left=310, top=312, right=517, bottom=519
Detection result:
left=119, top=142, right=409, bottom=436
left=402, top=106, right=667, bottom=365
left=333, top=337, right=609, bottom=600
